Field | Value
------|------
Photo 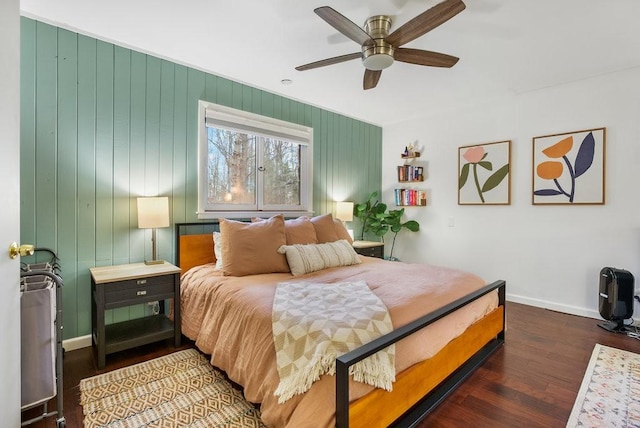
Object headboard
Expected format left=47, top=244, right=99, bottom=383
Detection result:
left=175, top=222, right=221, bottom=273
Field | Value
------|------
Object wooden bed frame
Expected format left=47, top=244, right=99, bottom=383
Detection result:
left=175, top=222, right=506, bottom=428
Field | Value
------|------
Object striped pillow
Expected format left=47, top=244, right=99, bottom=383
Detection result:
left=278, top=240, right=361, bottom=276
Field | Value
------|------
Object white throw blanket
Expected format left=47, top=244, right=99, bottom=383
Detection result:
left=272, top=280, right=395, bottom=404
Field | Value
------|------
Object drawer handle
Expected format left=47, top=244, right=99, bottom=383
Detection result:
left=136, top=279, right=147, bottom=285
left=137, top=290, right=147, bottom=296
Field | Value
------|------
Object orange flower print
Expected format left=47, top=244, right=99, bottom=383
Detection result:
left=534, top=132, right=596, bottom=203
left=542, top=136, right=573, bottom=158
left=536, top=161, right=563, bottom=180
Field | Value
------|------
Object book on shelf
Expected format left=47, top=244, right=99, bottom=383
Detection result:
left=396, top=165, right=424, bottom=182
left=394, top=189, right=427, bottom=206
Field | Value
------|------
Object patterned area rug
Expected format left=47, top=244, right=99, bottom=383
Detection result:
left=80, top=348, right=265, bottom=427
left=567, top=344, right=640, bottom=427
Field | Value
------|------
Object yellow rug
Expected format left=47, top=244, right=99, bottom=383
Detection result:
left=80, top=348, right=265, bottom=427
left=567, top=343, right=640, bottom=427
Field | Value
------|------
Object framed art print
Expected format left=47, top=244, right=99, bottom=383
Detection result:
left=532, top=127, right=605, bottom=205
left=458, top=140, right=511, bottom=205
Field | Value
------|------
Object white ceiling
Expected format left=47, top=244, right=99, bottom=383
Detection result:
left=19, top=0, right=640, bottom=127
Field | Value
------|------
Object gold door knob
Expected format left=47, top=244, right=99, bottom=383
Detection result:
left=9, top=242, right=35, bottom=259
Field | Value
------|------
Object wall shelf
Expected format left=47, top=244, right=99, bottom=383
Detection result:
left=401, top=152, right=421, bottom=159
left=394, top=188, right=427, bottom=206
left=396, top=152, right=426, bottom=206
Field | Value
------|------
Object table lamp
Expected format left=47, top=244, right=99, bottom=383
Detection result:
left=335, top=201, right=354, bottom=239
left=137, top=196, right=170, bottom=265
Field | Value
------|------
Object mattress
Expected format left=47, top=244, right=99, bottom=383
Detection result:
left=181, top=256, right=498, bottom=427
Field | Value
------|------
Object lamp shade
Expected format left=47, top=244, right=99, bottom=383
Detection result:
left=137, top=197, right=170, bottom=229
left=335, top=201, right=354, bottom=222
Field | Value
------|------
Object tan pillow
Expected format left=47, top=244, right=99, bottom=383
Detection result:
left=283, top=217, right=318, bottom=245
left=277, top=240, right=362, bottom=276
left=310, top=213, right=340, bottom=243
left=252, top=216, right=318, bottom=245
left=220, top=215, right=289, bottom=276
left=333, top=218, right=353, bottom=244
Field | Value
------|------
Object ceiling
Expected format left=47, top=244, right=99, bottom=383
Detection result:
left=19, top=0, right=640, bottom=127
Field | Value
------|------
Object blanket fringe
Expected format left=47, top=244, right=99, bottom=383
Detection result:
left=274, top=350, right=395, bottom=404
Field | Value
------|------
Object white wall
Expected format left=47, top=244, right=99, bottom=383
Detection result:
left=382, top=67, right=640, bottom=319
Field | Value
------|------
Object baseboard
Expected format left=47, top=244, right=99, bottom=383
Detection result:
left=506, top=293, right=600, bottom=320
left=63, top=334, right=92, bottom=352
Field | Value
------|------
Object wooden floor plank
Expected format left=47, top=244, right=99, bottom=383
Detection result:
left=21, top=302, right=640, bottom=427
left=421, top=303, right=640, bottom=427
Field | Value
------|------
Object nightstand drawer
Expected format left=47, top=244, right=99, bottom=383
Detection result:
left=104, top=276, right=174, bottom=308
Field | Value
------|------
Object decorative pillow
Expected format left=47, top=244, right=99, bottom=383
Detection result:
left=333, top=218, right=353, bottom=244
left=252, top=216, right=318, bottom=245
left=310, top=213, right=340, bottom=243
left=212, top=231, right=223, bottom=270
left=220, top=215, right=289, bottom=276
left=277, top=239, right=362, bottom=276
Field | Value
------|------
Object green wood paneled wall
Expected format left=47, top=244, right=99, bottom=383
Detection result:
left=19, top=18, right=382, bottom=340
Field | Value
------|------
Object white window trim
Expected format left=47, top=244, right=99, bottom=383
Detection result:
left=197, top=100, right=314, bottom=219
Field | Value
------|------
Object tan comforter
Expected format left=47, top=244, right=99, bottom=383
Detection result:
left=180, top=256, right=498, bottom=428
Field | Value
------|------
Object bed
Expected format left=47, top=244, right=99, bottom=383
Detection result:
left=175, top=219, right=505, bottom=428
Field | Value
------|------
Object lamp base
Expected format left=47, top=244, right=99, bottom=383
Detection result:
left=144, top=259, right=165, bottom=265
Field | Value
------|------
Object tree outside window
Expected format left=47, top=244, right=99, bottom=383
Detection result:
left=198, top=101, right=312, bottom=218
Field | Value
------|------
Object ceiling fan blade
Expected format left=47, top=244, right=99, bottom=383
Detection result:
left=363, top=69, right=382, bottom=90
left=385, top=0, right=466, bottom=47
left=395, top=48, right=459, bottom=68
left=295, top=52, right=361, bottom=71
left=314, top=6, right=375, bottom=47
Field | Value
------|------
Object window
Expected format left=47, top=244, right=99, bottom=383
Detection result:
left=197, top=101, right=313, bottom=219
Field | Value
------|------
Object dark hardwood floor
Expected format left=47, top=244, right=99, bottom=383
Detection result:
left=22, top=302, right=640, bottom=427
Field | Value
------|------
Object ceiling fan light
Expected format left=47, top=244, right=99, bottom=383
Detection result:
left=362, top=41, right=395, bottom=71
left=362, top=53, right=394, bottom=71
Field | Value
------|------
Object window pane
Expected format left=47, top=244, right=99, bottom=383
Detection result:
left=262, top=138, right=300, bottom=205
left=207, top=126, right=256, bottom=205
left=199, top=101, right=313, bottom=217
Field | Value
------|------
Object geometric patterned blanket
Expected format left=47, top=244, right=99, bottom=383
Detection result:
left=272, top=280, right=395, bottom=404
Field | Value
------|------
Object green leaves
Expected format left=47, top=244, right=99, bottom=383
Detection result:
left=353, top=193, right=420, bottom=257
left=481, top=164, right=509, bottom=193
left=478, top=161, right=493, bottom=171
left=403, top=220, right=420, bottom=232
left=459, top=163, right=470, bottom=189
left=460, top=158, right=509, bottom=202
left=353, top=191, right=388, bottom=240
left=460, top=160, right=495, bottom=190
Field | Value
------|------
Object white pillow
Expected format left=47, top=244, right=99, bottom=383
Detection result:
left=277, top=239, right=361, bottom=276
left=213, top=231, right=223, bottom=270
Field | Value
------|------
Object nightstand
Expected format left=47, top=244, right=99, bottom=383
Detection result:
left=90, top=262, right=182, bottom=369
left=352, top=240, right=384, bottom=259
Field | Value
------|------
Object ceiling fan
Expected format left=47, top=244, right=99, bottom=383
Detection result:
left=295, top=0, right=466, bottom=90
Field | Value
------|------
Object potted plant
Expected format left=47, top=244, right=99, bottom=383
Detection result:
left=353, top=191, right=388, bottom=241
left=354, top=192, right=420, bottom=260
left=383, top=208, right=420, bottom=260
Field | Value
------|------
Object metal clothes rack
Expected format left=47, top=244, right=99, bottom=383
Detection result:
left=20, top=248, right=66, bottom=428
